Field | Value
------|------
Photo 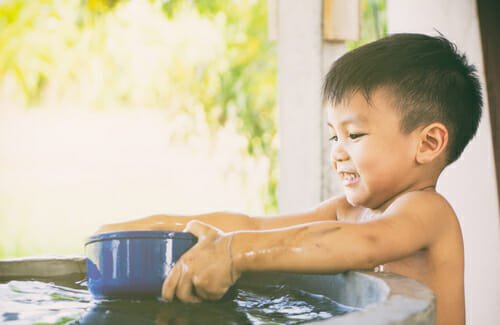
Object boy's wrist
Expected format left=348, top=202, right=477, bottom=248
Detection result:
left=230, top=231, right=253, bottom=273
left=230, top=230, right=275, bottom=273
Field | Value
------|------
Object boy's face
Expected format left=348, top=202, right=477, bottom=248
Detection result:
left=327, top=89, right=420, bottom=210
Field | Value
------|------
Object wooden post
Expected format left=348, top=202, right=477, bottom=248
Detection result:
left=323, top=0, right=360, bottom=42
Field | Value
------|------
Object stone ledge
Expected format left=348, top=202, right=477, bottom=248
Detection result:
left=0, top=256, right=435, bottom=324
left=0, top=255, right=86, bottom=278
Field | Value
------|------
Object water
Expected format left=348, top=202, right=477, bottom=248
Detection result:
left=0, top=280, right=357, bottom=324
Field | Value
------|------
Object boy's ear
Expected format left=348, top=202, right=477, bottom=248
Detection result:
left=415, top=123, right=449, bottom=164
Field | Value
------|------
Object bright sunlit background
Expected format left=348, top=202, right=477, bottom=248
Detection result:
left=0, top=0, right=278, bottom=257
left=0, top=0, right=385, bottom=258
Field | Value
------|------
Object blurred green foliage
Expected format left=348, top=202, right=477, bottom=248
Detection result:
left=0, top=0, right=385, bottom=222
left=347, top=0, right=387, bottom=50
left=159, top=0, right=279, bottom=211
left=0, top=0, right=279, bottom=211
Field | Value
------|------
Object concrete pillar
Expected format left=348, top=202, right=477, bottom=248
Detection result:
left=277, top=0, right=323, bottom=213
left=277, top=0, right=346, bottom=213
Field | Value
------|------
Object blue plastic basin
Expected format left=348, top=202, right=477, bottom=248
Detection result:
left=85, top=230, right=197, bottom=299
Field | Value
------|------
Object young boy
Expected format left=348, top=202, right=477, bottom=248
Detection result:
left=97, top=33, right=482, bottom=325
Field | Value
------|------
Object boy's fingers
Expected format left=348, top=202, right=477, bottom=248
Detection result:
left=192, top=275, right=228, bottom=301
left=194, top=287, right=218, bottom=301
left=192, top=276, right=216, bottom=301
left=162, top=264, right=181, bottom=301
left=176, top=269, right=201, bottom=303
left=184, top=220, right=218, bottom=240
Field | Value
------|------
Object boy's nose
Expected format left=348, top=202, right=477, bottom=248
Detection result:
left=330, top=144, right=349, bottom=164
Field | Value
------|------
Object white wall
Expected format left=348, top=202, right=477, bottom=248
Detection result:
left=387, top=1, right=500, bottom=324
left=277, top=0, right=324, bottom=213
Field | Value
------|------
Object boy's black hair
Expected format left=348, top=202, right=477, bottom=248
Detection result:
left=322, top=33, right=482, bottom=164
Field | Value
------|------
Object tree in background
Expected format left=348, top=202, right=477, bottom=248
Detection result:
left=0, top=0, right=279, bottom=212
left=0, top=0, right=386, bottom=221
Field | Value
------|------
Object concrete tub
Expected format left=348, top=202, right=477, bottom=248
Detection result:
left=0, top=256, right=434, bottom=324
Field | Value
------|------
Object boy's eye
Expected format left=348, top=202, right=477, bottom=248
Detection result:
left=349, top=133, right=366, bottom=140
left=329, top=135, right=338, bottom=142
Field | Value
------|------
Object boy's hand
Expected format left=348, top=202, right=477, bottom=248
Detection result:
left=161, top=220, right=240, bottom=303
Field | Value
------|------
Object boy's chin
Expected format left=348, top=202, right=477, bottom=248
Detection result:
left=345, top=193, right=363, bottom=207
left=344, top=188, right=370, bottom=208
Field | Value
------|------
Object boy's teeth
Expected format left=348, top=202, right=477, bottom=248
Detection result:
left=343, top=172, right=358, bottom=184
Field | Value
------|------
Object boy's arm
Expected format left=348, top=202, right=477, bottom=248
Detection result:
left=162, top=191, right=451, bottom=302
left=233, top=191, right=449, bottom=273
left=96, top=196, right=342, bottom=233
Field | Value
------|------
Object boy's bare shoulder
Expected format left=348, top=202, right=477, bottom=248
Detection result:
left=386, top=190, right=462, bottom=243
left=389, top=190, right=456, bottom=219
left=315, top=190, right=461, bottom=238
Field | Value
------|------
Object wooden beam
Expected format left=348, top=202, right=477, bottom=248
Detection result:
left=323, top=0, right=360, bottom=42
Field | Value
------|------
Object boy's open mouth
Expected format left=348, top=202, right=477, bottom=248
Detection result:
left=341, top=172, right=360, bottom=186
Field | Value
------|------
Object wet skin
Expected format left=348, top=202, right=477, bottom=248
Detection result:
left=98, top=88, right=465, bottom=325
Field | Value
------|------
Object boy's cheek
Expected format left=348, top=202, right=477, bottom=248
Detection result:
left=330, top=158, right=338, bottom=172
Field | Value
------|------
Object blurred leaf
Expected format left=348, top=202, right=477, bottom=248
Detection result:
left=347, top=0, right=387, bottom=50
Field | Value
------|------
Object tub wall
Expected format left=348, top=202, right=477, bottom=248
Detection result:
left=0, top=256, right=435, bottom=325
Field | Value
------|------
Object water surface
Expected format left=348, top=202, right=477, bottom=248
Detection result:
left=0, top=280, right=357, bottom=324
